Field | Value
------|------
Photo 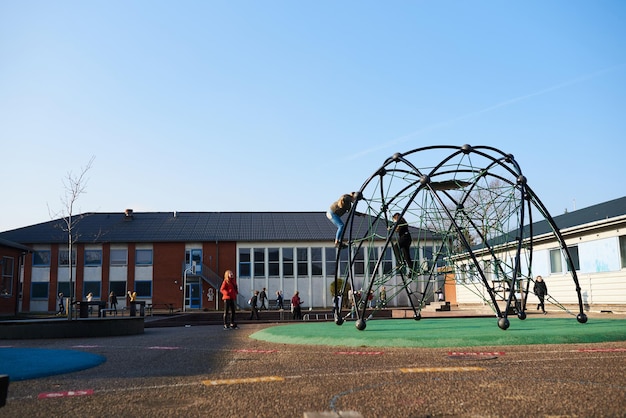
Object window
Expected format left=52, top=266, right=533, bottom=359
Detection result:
left=110, top=249, right=128, bottom=265
left=620, top=235, right=626, bottom=269
left=297, top=248, right=308, bottom=276
left=268, top=248, right=280, bottom=276
left=353, top=247, right=365, bottom=275
left=109, top=281, right=126, bottom=298
left=549, top=249, right=562, bottom=273
left=239, top=249, right=251, bottom=278
left=134, top=280, right=152, bottom=297
left=367, top=247, right=379, bottom=275
left=135, top=249, right=153, bottom=266
left=83, top=282, right=101, bottom=298
left=31, top=282, right=49, bottom=299
left=423, top=246, right=434, bottom=270
left=550, top=246, right=580, bottom=273
left=85, top=250, right=102, bottom=266
left=33, top=250, right=51, bottom=267
left=59, top=249, right=76, bottom=266
left=566, top=246, right=580, bottom=272
left=57, top=282, right=72, bottom=299
left=381, top=247, right=393, bottom=274
left=325, top=248, right=336, bottom=277
left=338, top=249, right=350, bottom=277
left=254, top=248, right=265, bottom=277
left=283, top=248, right=294, bottom=277
left=1, top=257, right=14, bottom=296
left=311, top=248, right=323, bottom=276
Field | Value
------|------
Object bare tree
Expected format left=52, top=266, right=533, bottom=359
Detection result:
left=48, top=156, right=95, bottom=319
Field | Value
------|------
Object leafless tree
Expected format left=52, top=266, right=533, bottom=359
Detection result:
left=48, top=156, right=95, bottom=319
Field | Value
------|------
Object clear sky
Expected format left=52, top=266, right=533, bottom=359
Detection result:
left=1, top=1, right=625, bottom=232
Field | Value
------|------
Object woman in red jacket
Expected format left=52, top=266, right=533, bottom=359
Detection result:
left=220, top=269, right=238, bottom=329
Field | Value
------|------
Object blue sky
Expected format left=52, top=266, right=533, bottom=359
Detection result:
left=1, top=1, right=625, bottom=232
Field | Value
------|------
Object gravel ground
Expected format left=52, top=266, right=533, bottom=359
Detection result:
left=2, top=320, right=626, bottom=418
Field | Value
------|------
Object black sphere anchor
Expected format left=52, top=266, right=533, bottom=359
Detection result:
left=355, top=319, right=367, bottom=330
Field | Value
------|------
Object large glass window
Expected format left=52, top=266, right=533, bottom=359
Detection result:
left=311, top=247, right=323, bottom=276
left=110, top=249, right=128, bottom=265
left=297, top=248, right=308, bottom=276
left=59, top=249, right=76, bottom=266
left=549, top=249, right=562, bottom=273
left=31, top=282, right=49, bottom=299
left=268, top=248, right=280, bottom=276
left=566, top=246, right=580, bottom=272
left=135, top=249, right=153, bottom=266
left=109, top=282, right=126, bottom=299
left=1, top=257, right=14, bottom=296
left=33, top=250, right=50, bottom=267
left=367, top=247, right=379, bottom=275
left=424, top=246, right=434, bottom=270
left=353, top=247, right=365, bottom=275
left=57, top=282, right=72, bottom=299
left=254, top=248, right=265, bottom=277
left=283, top=248, right=294, bottom=277
left=381, top=247, right=393, bottom=274
left=135, top=281, right=152, bottom=297
left=84, top=250, right=102, bottom=266
left=239, top=248, right=251, bottom=278
left=83, top=282, right=101, bottom=298
left=325, top=248, right=336, bottom=277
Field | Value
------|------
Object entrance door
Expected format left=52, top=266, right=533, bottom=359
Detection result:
left=186, top=283, right=201, bottom=309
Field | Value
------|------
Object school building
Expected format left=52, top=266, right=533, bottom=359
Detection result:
left=0, top=196, right=625, bottom=315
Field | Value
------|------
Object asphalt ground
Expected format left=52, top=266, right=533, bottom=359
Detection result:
left=2, top=313, right=626, bottom=418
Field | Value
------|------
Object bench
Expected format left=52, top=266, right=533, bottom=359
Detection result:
left=99, top=308, right=118, bottom=317
left=146, top=303, right=175, bottom=316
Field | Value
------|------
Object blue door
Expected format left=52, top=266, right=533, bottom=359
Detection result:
left=188, top=283, right=201, bottom=309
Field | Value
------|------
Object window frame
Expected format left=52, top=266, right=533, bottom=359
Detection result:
left=135, top=249, right=153, bottom=266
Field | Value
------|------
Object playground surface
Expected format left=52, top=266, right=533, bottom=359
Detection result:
left=1, top=311, right=625, bottom=417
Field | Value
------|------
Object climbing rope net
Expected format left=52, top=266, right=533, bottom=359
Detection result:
left=333, top=144, right=588, bottom=330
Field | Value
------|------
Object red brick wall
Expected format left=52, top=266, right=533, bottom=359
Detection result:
left=153, top=243, right=185, bottom=307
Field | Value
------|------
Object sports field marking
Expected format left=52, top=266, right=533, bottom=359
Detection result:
left=334, top=351, right=384, bottom=355
left=578, top=348, right=626, bottom=353
left=202, top=376, right=284, bottom=386
left=147, top=346, right=180, bottom=350
left=400, top=366, right=484, bottom=373
left=234, top=349, right=278, bottom=353
left=448, top=351, right=505, bottom=356
left=38, top=389, right=94, bottom=399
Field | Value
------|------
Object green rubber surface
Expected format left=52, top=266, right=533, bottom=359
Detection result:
left=250, top=317, right=626, bottom=348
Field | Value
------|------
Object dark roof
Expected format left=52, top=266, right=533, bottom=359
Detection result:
left=481, top=196, right=626, bottom=248
left=1, top=196, right=622, bottom=246
left=0, top=237, right=32, bottom=252
left=526, top=195, right=626, bottom=236
left=0, top=211, right=436, bottom=245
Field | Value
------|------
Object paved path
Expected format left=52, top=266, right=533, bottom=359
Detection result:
left=2, top=319, right=626, bottom=417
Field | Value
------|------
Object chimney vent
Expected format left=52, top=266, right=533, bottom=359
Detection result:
left=124, top=209, right=134, bottom=219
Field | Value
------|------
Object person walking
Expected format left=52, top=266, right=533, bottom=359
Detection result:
left=275, top=290, right=284, bottom=310
left=259, top=287, right=268, bottom=310
left=534, top=275, right=548, bottom=314
left=249, top=290, right=260, bottom=320
left=220, top=269, right=239, bottom=329
left=56, top=292, right=65, bottom=316
left=291, top=291, right=303, bottom=320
